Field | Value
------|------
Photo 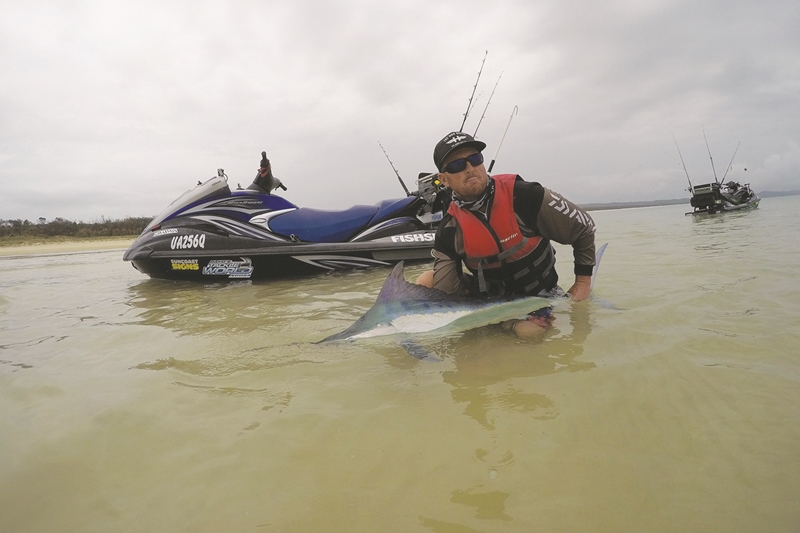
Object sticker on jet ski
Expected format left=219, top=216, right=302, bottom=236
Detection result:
left=171, top=234, right=206, bottom=250
left=390, top=232, right=435, bottom=243
left=171, top=259, right=199, bottom=271
left=202, top=258, right=254, bottom=279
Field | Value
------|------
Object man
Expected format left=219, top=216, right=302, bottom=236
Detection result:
left=418, top=131, right=596, bottom=336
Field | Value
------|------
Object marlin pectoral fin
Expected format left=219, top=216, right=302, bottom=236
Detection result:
left=591, top=242, right=608, bottom=290
left=588, top=242, right=623, bottom=309
left=591, top=295, right=622, bottom=310
left=399, top=338, right=442, bottom=362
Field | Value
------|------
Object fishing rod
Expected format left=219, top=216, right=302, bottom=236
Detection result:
left=720, top=141, right=741, bottom=183
left=378, top=141, right=410, bottom=196
left=702, top=127, right=719, bottom=184
left=672, top=134, right=694, bottom=193
left=487, top=105, right=518, bottom=173
left=458, top=50, right=488, bottom=133
left=467, top=91, right=484, bottom=119
left=473, top=72, right=503, bottom=137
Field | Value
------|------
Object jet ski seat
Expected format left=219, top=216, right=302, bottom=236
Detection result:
left=268, top=196, right=418, bottom=243
left=269, top=205, right=380, bottom=243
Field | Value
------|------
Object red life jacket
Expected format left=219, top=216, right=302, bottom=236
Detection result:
left=447, top=174, right=556, bottom=295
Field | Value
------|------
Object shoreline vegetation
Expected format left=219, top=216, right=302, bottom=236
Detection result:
left=0, top=216, right=148, bottom=257
left=0, top=216, right=149, bottom=242
left=0, top=236, right=136, bottom=257
left=2, top=191, right=797, bottom=257
left=0, top=234, right=138, bottom=248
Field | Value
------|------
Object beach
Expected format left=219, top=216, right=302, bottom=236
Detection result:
left=0, top=237, right=134, bottom=257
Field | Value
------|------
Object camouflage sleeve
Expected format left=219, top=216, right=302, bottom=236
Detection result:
left=537, top=188, right=597, bottom=276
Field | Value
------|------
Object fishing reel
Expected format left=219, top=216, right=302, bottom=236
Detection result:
left=415, top=172, right=452, bottom=214
left=416, top=172, right=442, bottom=200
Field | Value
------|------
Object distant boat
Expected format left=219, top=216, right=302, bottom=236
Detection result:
left=674, top=132, right=760, bottom=216
left=686, top=180, right=760, bottom=216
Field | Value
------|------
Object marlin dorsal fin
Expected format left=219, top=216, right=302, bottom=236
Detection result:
left=374, top=262, right=459, bottom=304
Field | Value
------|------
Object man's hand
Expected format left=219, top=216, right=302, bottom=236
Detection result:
left=567, top=275, right=592, bottom=301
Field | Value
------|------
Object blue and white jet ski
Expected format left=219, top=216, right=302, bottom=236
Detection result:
left=123, top=168, right=442, bottom=281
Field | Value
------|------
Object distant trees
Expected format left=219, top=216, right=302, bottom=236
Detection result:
left=0, top=216, right=151, bottom=239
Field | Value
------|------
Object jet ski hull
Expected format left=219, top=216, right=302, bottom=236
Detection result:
left=126, top=230, right=435, bottom=280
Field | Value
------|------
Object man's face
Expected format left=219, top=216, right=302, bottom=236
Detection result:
left=438, top=147, right=489, bottom=202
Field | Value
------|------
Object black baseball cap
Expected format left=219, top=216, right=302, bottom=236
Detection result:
left=433, top=132, right=486, bottom=171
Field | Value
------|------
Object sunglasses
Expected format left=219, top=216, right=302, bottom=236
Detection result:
left=442, top=152, right=484, bottom=174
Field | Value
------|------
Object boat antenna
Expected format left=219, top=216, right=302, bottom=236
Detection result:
left=459, top=50, right=488, bottom=132
left=473, top=71, right=503, bottom=137
left=720, top=141, right=741, bottom=183
left=672, top=134, right=693, bottom=193
left=378, top=141, right=410, bottom=196
left=487, top=105, right=518, bottom=173
left=702, top=126, right=720, bottom=184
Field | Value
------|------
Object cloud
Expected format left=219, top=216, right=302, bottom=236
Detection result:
left=1, top=0, right=799, bottom=221
left=758, top=141, right=800, bottom=190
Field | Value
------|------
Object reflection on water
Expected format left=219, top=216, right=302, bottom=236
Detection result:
left=134, top=341, right=324, bottom=376
left=690, top=208, right=763, bottom=256
left=126, top=268, right=385, bottom=338
left=450, top=487, right=512, bottom=521
left=127, top=278, right=276, bottom=336
left=440, top=305, right=597, bottom=429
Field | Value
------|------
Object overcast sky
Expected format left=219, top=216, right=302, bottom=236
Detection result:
left=2, top=0, right=799, bottom=222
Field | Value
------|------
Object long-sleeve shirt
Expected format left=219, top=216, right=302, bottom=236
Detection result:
left=431, top=177, right=596, bottom=296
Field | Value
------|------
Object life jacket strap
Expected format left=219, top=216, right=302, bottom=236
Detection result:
left=522, top=253, right=556, bottom=294
left=477, top=263, right=487, bottom=294
left=468, top=237, right=528, bottom=271
left=496, top=237, right=528, bottom=261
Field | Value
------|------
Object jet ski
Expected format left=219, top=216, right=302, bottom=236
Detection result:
left=675, top=137, right=760, bottom=216
left=123, top=165, right=442, bottom=281
left=686, top=180, right=760, bottom=215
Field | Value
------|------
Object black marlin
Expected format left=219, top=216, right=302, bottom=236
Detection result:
left=320, top=263, right=550, bottom=342
left=320, top=243, right=608, bottom=344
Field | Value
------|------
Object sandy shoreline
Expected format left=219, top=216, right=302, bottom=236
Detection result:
left=0, top=238, right=135, bottom=257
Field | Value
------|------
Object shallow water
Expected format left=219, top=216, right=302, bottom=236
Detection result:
left=1, top=197, right=799, bottom=532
